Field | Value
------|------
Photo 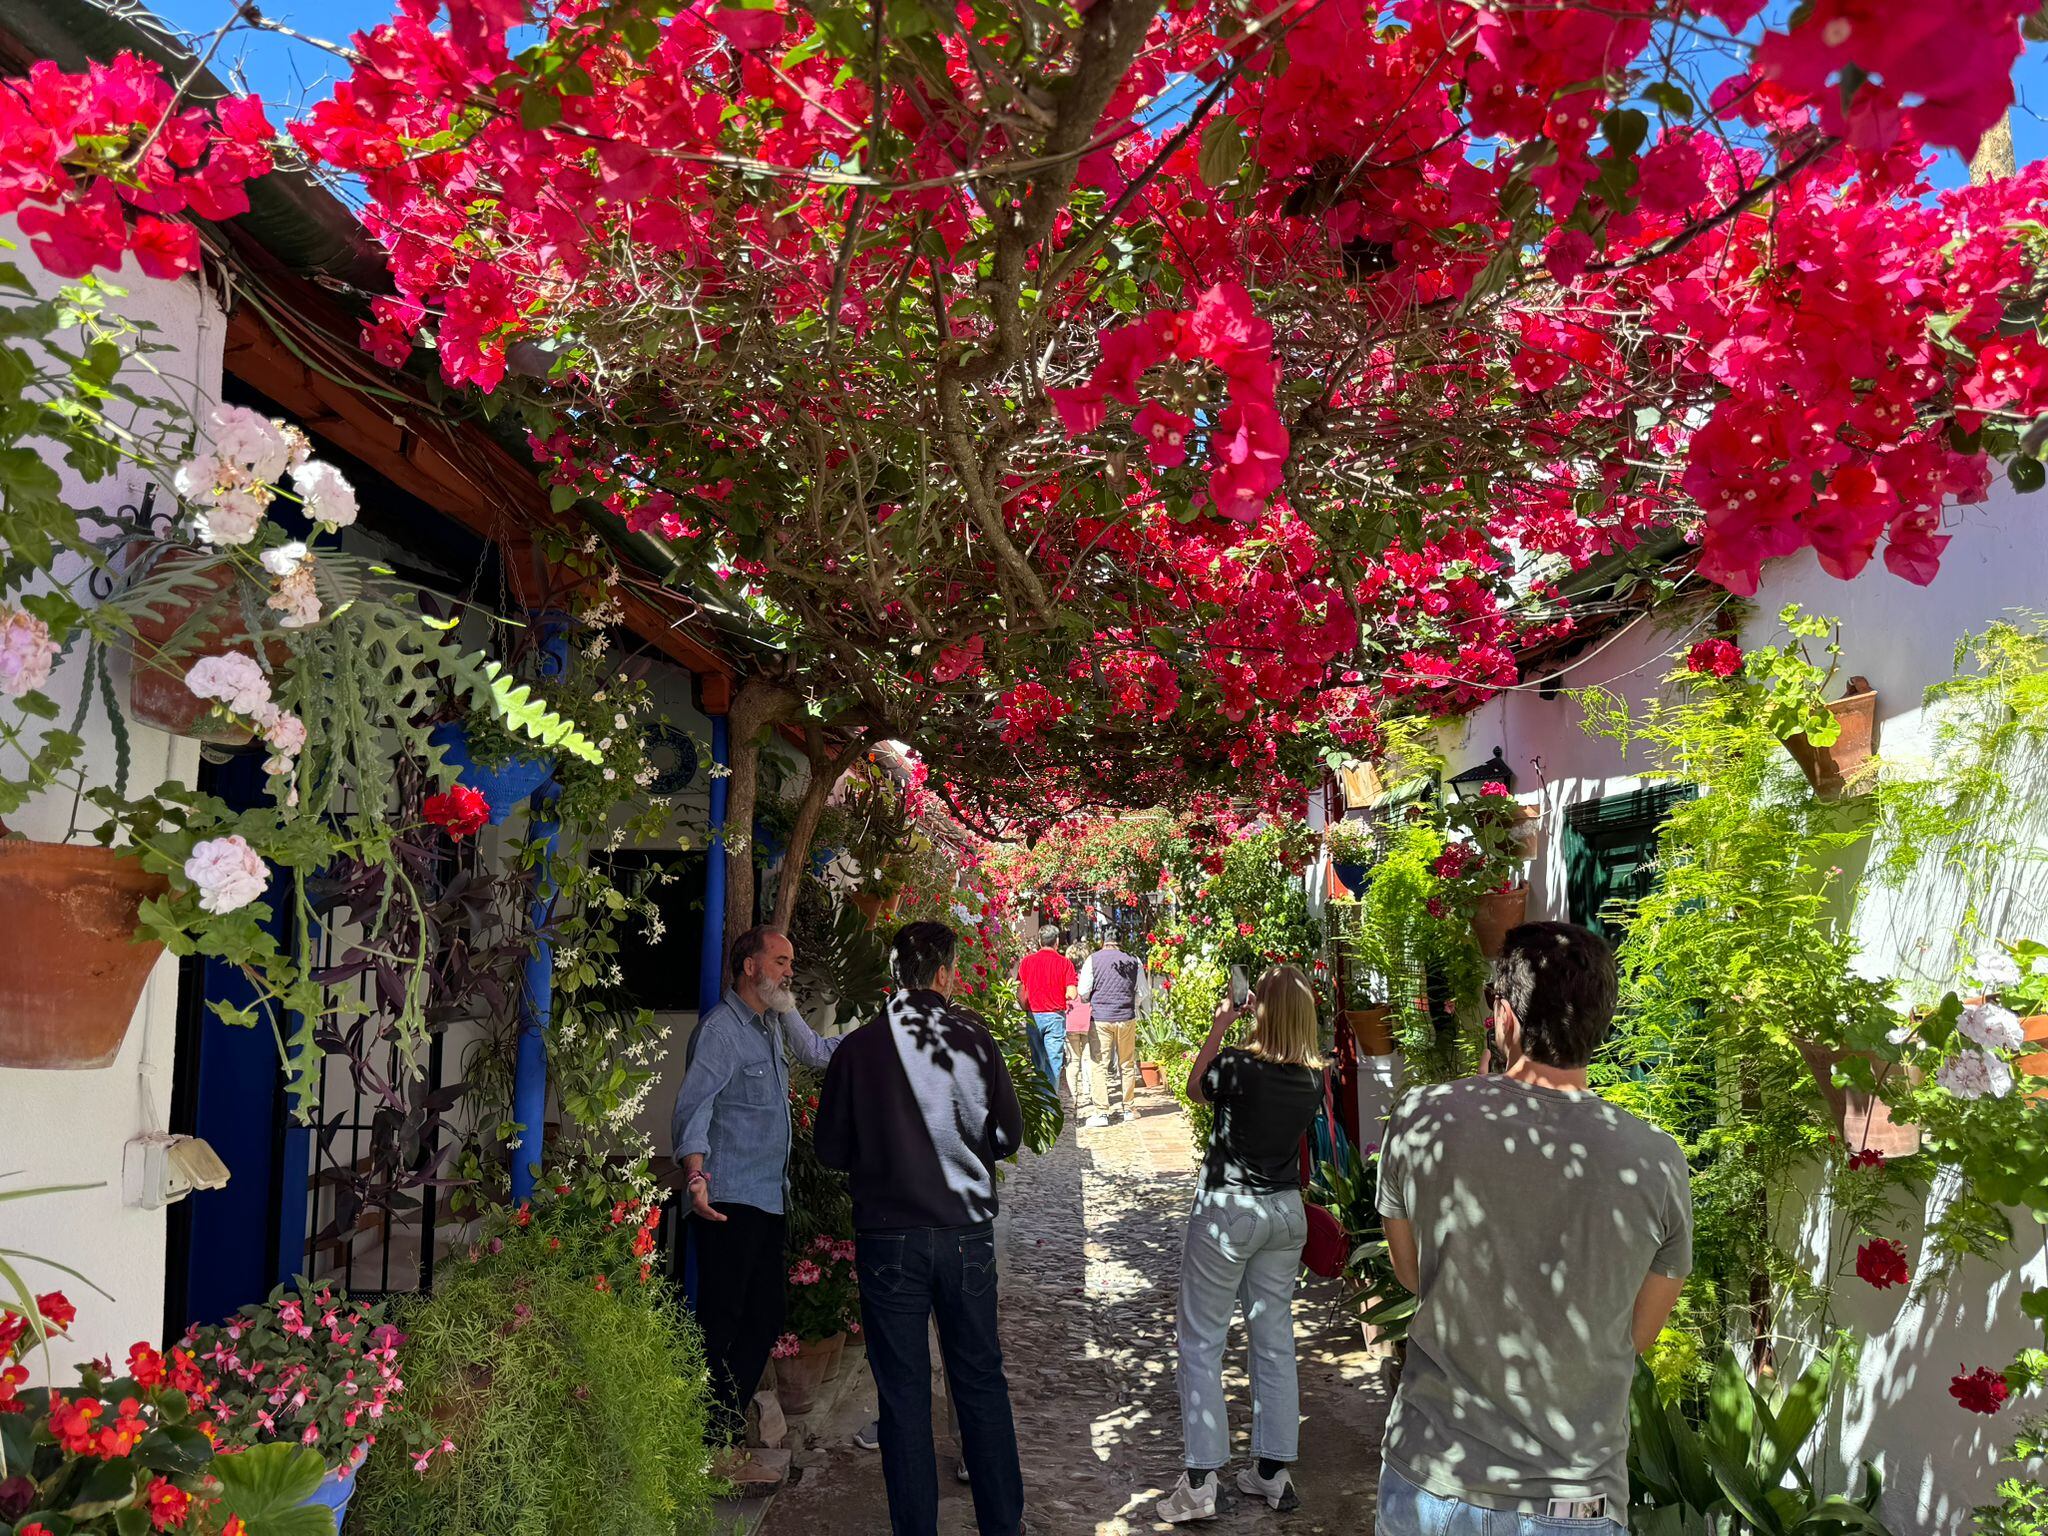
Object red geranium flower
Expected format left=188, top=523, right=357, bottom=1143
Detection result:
left=423, top=784, right=490, bottom=840
left=1847, top=1149, right=1886, bottom=1172
left=1854, top=1238, right=1909, bottom=1290
left=1949, top=1366, right=2011, bottom=1415
left=1685, top=638, right=1745, bottom=678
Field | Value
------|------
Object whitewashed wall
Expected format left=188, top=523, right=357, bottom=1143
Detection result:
left=0, top=224, right=223, bottom=1370
left=1441, top=475, right=2048, bottom=1525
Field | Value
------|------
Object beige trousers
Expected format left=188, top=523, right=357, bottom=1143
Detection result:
left=1085, top=1018, right=1139, bottom=1111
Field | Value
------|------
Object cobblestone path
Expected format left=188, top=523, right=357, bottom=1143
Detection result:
left=760, top=1089, right=1389, bottom=1534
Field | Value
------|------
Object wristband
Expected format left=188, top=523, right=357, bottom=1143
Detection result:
left=686, top=1171, right=708, bottom=1188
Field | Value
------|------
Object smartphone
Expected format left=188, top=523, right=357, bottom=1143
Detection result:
left=1228, top=964, right=1251, bottom=1010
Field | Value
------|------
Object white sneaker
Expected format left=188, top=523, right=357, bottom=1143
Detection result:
left=1237, top=1464, right=1299, bottom=1511
left=1157, top=1472, right=1220, bottom=1523
left=1084, top=1114, right=1112, bottom=1128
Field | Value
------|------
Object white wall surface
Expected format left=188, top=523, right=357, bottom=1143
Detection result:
left=0, top=227, right=223, bottom=1370
left=1443, top=477, right=2048, bottom=1524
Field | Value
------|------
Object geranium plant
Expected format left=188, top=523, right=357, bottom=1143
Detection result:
left=1323, top=817, right=1377, bottom=869
left=182, top=1283, right=405, bottom=1478
left=781, top=1235, right=859, bottom=1346
left=1434, top=783, right=1529, bottom=912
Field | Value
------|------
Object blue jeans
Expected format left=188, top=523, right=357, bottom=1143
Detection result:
left=857, top=1223, right=1025, bottom=1536
left=1176, top=1188, right=1305, bottom=1470
left=1376, top=1465, right=1626, bottom=1536
left=1024, top=1010, right=1066, bottom=1092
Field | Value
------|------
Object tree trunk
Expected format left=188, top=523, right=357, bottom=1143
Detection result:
left=770, top=724, right=876, bottom=931
left=1969, top=110, right=2016, bottom=185
left=721, top=675, right=800, bottom=959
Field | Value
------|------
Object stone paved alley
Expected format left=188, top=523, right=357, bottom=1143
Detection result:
left=759, top=1090, right=1389, bottom=1534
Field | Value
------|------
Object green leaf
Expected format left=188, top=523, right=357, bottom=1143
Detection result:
left=2023, top=1286, right=2048, bottom=1324
left=1758, top=1350, right=1833, bottom=1490
left=1197, top=117, right=1247, bottom=189
left=519, top=88, right=564, bottom=130
left=1601, top=107, right=1650, bottom=158
left=116, top=1507, right=152, bottom=1536
left=2009, top=455, right=2045, bottom=494
left=1644, top=81, right=1696, bottom=118
left=211, top=1442, right=331, bottom=1536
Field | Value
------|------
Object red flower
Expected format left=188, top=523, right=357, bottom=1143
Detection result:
left=1854, top=1238, right=1909, bottom=1290
left=36, top=1293, right=75, bottom=1332
left=48, top=1394, right=104, bottom=1455
left=1847, top=1149, right=1886, bottom=1172
left=424, top=784, right=490, bottom=840
left=1685, top=638, right=1745, bottom=678
left=594, top=1275, right=611, bottom=1293
left=1949, top=1366, right=2011, bottom=1415
left=128, top=1342, right=166, bottom=1388
left=515, top=1203, right=533, bottom=1226
left=130, top=216, right=200, bottom=280
left=147, top=1477, right=192, bottom=1532
left=1237, top=921, right=1255, bottom=937
left=0, top=1363, right=27, bottom=1415
left=0, top=1311, right=26, bottom=1358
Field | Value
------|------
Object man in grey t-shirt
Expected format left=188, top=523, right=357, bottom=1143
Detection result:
left=1376, top=921, right=1692, bottom=1534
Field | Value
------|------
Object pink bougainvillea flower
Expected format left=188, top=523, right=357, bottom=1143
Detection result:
left=1132, top=402, right=1195, bottom=468
left=708, top=8, right=785, bottom=51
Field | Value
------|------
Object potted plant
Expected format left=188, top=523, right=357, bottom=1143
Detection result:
left=1324, top=816, right=1376, bottom=896
left=183, top=1282, right=407, bottom=1530
left=772, top=1235, right=859, bottom=1415
left=1783, top=675, right=1879, bottom=798
left=1438, top=784, right=1531, bottom=959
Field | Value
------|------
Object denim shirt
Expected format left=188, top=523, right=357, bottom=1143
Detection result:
left=670, top=988, right=840, bottom=1215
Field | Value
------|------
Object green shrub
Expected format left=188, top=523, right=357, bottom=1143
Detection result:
left=351, top=1192, right=716, bottom=1536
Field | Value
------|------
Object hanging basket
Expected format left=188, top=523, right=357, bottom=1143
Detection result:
left=1784, top=678, right=1878, bottom=799
left=124, top=551, right=284, bottom=745
left=1470, top=885, right=1529, bottom=959
left=429, top=721, right=555, bottom=825
left=0, top=841, right=169, bottom=1069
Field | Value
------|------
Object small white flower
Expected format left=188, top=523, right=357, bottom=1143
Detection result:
left=1958, top=1001, right=2025, bottom=1053
left=261, top=541, right=310, bottom=577
left=0, top=608, right=60, bottom=698
left=184, top=651, right=272, bottom=717
left=173, top=452, right=227, bottom=502
left=1886, top=1024, right=1916, bottom=1047
left=1937, top=1047, right=2014, bottom=1101
left=260, top=708, right=307, bottom=758
left=1975, top=950, right=2023, bottom=991
left=209, top=404, right=294, bottom=485
left=266, top=563, right=321, bottom=628
left=294, top=460, right=358, bottom=528
left=195, top=488, right=268, bottom=546
left=184, top=834, right=269, bottom=914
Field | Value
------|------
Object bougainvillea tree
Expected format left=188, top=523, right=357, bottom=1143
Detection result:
left=6, top=0, right=2048, bottom=882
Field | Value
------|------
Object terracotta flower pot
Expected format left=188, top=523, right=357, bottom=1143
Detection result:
left=1139, top=1061, right=1164, bottom=1088
left=1470, top=885, right=1529, bottom=959
left=1509, top=803, right=1542, bottom=861
left=1784, top=677, right=1878, bottom=799
left=773, top=1333, right=842, bottom=1415
left=1793, top=1038, right=1921, bottom=1156
left=849, top=892, right=884, bottom=924
left=2019, top=1016, right=2048, bottom=1100
left=124, top=552, right=286, bottom=744
left=1345, top=1006, right=1397, bottom=1057
left=0, top=841, right=169, bottom=1069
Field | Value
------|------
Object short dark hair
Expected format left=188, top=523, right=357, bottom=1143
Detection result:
left=730, top=925, right=785, bottom=982
left=1038, top=924, right=1061, bottom=948
left=892, top=921, right=958, bottom=990
left=1490, top=921, right=1617, bottom=1068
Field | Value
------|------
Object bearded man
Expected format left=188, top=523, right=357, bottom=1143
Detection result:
left=672, top=924, right=843, bottom=1450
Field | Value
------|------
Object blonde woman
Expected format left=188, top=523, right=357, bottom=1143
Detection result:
left=1157, top=966, right=1324, bottom=1523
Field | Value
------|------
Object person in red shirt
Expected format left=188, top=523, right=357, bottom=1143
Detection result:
left=1014, top=925, right=1078, bottom=1096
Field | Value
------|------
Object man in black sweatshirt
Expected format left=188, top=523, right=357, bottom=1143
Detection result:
left=814, top=921, right=1028, bottom=1536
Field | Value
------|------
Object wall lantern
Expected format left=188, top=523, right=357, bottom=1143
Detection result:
left=1447, top=745, right=1516, bottom=800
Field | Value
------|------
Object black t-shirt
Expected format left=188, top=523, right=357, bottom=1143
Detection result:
left=1199, top=1047, right=1323, bottom=1194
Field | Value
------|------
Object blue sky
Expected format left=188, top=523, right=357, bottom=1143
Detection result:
left=154, top=0, right=2046, bottom=187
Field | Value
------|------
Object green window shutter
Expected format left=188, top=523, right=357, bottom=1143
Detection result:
left=1562, top=784, right=1695, bottom=942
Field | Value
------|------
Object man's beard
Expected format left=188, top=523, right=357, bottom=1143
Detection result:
left=758, top=980, right=797, bottom=1014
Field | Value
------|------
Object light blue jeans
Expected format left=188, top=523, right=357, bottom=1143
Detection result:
left=1025, top=1010, right=1067, bottom=1093
left=1377, top=1464, right=1626, bottom=1536
left=1176, top=1187, right=1305, bottom=1470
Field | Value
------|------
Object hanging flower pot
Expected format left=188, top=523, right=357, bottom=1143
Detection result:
left=1784, top=677, right=1879, bottom=798
left=0, top=841, right=169, bottom=1068
left=428, top=721, right=555, bottom=825
left=849, top=892, right=884, bottom=925
left=124, top=551, right=281, bottom=744
left=1345, top=1006, right=1397, bottom=1057
left=2018, top=1016, right=2048, bottom=1100
left=1332, top=859, right=1371, bottom=895
left=1792, top=1039, right=1922, bottom=1155
left=1509, top=803, right=1542, bottom=861
left=1470, top=885, right=1528, bottom=959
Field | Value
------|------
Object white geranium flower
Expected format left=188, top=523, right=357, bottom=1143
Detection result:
left=183, top=651, right=272, bottom=717
left=184, top=834, right=269, bottom=914
left=260, top=541, right=309, bottom=577
left=265, top=564, right=321, bottom=628
left=173, top=452, right=227, bottom=501
left=1958, top=1001, right=2025, bottom=1053
left=209, top=404, right=293, bottom=485
left=1975, top=950, right=2023, bottom=991
left=194, top=487, right=267, bottom=546
left=1938, top=1047, right=2015, bottom=1101
left=0, top=608, right=59, bottom=698
left=260, top=708, right=307, bottom=758
left=294, top=460, right=358, bottom=528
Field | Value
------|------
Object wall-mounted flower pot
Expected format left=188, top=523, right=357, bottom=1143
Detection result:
left=0, top=841, right=168, bottom=1069
left=429, top=721, right=555, bottom=825
left=1793, top=1039, right=1921, bottom=1156
left=125, top=553, right=282, bottom=744
left=1470, top=885, right=1529, bottom=959
left=1345, top=1005, right=1397, bottom=1057
left=1332, top=859, right=1371, bottom=895
left=1509, top=803, right=1542, bottom=861
left=849, top=892, right=884, bottom=925
left=2019, top=1015, right=2048, bottom=1100
left=1784, top=677, right=1878, bottom=799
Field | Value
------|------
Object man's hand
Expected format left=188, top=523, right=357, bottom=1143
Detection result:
left=1632, top=1271, right=1685, bottom=1356
left=684, top=1158, right=724, bottom=1222
left=1383, top=1217, right=1420, bottom=1292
